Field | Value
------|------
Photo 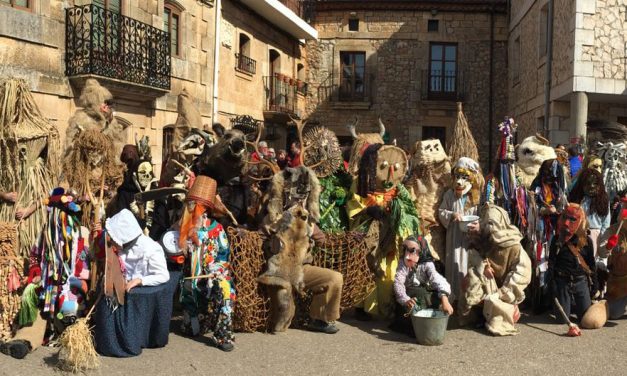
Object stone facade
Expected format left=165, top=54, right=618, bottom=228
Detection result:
left=305, top=5, right=508, bottom=168
left=509, top=0, right=627, bottom=146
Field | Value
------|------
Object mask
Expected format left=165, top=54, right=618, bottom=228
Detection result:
left=135, top=161, right=154, bottom=190
left=588, top=158, right=603, bottom=173
left=583, top=174, right=600, bottom=197
left=453, top=170, right=472, bottom=197
left=558, top=204, right=584, bottom=243
left=375, top=146, right=408, bottom=191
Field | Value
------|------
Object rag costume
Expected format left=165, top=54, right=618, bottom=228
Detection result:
left=549, top=204, right=597, bottom=322
left=460, top=205, right=531, bottom=336
left=178, top=176, right=235, bottom=348
left=438, top=157, right=483, bottom=299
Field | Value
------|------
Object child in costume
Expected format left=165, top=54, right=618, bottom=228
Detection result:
left=438, top=157, right=483, bottom=300
left=178, top=176, right=235, bottom=352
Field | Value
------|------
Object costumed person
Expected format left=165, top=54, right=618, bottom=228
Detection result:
left=529, top=158, right=568, bottom=311
left=1, top=189, right=90, bottom=359
left=258, top=165, right=343, bottom=334
left=603, top=198, right=627, bottom=319
left=461, top=204, right=532, bottom=336
left=595, top=141, right=627, bottom=202
left=568, top=168, right=611, bottom=257
left=65, top=78, right=125, bottom=157
left=407, top=139, right=451, bottom=263
left=515, top=135, right=557, bottom=189
left=549, top=203, right=597, bottom=323
left=178, top=176, right=236, bottom=351
left=438, top=157, right=483, bottom=300
left=391, top=236, right=453, bottom=334
left=93, top=209, right=175, bottom=358
left=288, top=141, right=302, bottom=167
left=347, top=142, right=420, bottom=320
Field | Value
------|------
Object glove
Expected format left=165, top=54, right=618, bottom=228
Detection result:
left=365, top=206, right=386, bottom=220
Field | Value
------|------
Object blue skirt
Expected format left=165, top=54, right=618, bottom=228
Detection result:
left=94, top=271, right=181, bottom=357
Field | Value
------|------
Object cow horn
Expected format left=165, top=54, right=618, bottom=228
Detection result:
left=347, top=117, right=358, bottom=139
left=378, top=117, right=386, bottom=137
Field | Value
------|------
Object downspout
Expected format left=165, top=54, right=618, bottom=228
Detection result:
left=212, top=0, right=222, bottom=124
left=488, top=5, right=495, bottom=169
left=543, top=0, right=554, bottom=137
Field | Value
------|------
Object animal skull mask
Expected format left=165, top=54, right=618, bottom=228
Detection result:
left=135, top=161, right=154, bottom=190
left=376, top=146, right=408, bottom=191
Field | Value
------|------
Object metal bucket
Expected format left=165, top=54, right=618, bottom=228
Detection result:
left=410, top=309, right=449, bottom=346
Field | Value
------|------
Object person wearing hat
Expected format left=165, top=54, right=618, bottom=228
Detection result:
left=177, top=175, right=236, bottom=352
left=438, top=157, right=484, bottom=300
left=391, top=235, right=453, bottom=334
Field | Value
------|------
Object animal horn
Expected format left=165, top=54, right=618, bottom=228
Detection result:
left=535, top=133, right=550, bottom=146
left=347, top=117, right=358, bottom=139
left=378, top=117, right=386, bottom=137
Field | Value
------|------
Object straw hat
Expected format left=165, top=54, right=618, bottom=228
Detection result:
left=186, top=175, right=228, bottom=214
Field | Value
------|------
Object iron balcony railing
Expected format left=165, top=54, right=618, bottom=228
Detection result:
left=264, top=75, right=297, bottom=115
left=421, top=69, right=465, bottom=101
left=65, top=4, right=171, bottom=90
left=235, top=53, right=256, bottom=75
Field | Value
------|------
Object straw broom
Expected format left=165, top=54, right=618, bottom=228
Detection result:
left=448, top=102, right=479, bottom=164
left=57, top=294, right=102, bottom=373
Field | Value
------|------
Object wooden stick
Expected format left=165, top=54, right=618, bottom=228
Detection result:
left=184, top=273, right=216, bottom=280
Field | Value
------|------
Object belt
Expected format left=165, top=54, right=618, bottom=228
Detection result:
left=554, top=271, right=587, bottom=281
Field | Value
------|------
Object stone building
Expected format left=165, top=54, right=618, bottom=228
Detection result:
left=0, top=0, right=315, bottom=173
left=303, top=0, right=509, bottom=168
left=509, top=0, right=627, bottom=145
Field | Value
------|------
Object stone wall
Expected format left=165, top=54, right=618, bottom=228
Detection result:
left=305, top=9, right=508, bottom=168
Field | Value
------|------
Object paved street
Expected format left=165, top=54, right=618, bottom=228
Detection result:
left=2, top=312, right=627, bottom=376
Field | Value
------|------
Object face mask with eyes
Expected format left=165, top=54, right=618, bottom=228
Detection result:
left=375, top=146, right=408, bottom=191
left=413, top=139, right=447, bottom=166
left=452, top=169, right=472, bottom=197
left=588, top=158, right=603, bottom=173
left=583, top=173, right=600, bottom=197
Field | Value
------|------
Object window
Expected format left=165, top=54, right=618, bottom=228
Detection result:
left=162, top=126, right=175, bottom=161
left=422, top=127, right=447, bottom=149
left=339, top=51, right=366, bottom=101
left=164, top=3, right=181, bottom=57
left=236, top=34, right=255, bottom=74
left=348, top=18, right=359, bottom=32
left=297, top=63, right=307, bottom=95
left=539, top=3, right=548, bottom=58
left=428, top=43, right=457, bottom=99
left=0, top=0, right=31, bottom=9
left=428, top=19, right=439, bottom=32
left=93, top=0, right=121, bottom=12
left=92, top=0, right=122, bottom=54
left=512, top=36, right=521, bottom=84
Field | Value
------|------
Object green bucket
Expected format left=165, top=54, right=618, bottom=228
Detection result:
left=410, top=309, right=449, bottom=346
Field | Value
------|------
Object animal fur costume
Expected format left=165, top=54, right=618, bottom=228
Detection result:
left=460, top=204, right=531, bottom=336
left=408, top=139, right=451, bottom=261
left=515, top=135, right=557, bottom=189
left=347, top=144, right=421, bottom=319
left=595, top=141, right=627, bottom=201
left=438, top=157, right=484, bottom=299
left=65, top=79, right=125, bottom=156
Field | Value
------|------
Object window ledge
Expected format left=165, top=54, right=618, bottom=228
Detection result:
left=235, top=69, right=254, bottom=81
left=331, top=101, right=371, bottom=110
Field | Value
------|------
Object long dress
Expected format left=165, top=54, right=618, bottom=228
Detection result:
left=438, top=189, right=477, bottom=299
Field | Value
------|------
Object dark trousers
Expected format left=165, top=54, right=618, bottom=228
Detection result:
left=553, top=275, right=591, bottom=322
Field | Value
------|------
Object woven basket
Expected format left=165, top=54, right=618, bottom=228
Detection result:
left=187, top=175, right=217, bottom=207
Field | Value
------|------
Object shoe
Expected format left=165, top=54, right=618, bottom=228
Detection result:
left=307, top=320, right=339, bottom=334
left=0, top=340, right=30, bottom=359
left=217, top=342, right=234, bottom=352
left=354, top=308, right=372, bottom=321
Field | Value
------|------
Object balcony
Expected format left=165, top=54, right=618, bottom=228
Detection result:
left=316, top=73, right=374, bottom=110
left=264, top=75, right=300, bottom=121
left=235, top=53, right=256, bottom=75
left=65, top=4, right=171, bottom=97
left=421, top=69, right=465, bottom=101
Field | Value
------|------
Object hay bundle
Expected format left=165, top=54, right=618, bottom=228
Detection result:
left=57, top=316, right=100, bottom=373
left=302, top=126, right=342, bottom=178
left=0, top=78, right=60, bottom=258
left=227, top=227, right=270, bottom=332
left=0, top=222, right=23, bottom=340
left=448, top=102, right=479, bottom=164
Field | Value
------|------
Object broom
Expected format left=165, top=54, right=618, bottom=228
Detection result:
left=448, top=102, right=480, bottom=164
left=57, top=293, right=102, bottom=373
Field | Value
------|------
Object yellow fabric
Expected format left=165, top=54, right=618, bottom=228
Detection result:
left=358, top=253, right=398, bottom=320
left=220, top=279, right=232, bottom=301
left=347, top=192, right=367, bottom=219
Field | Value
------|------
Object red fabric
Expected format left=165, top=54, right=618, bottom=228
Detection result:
left=27, top=265, right=41, bottom=284
left=288, top=154, right=301, bottom=167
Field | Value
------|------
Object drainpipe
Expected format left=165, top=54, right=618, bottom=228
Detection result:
left=543, top=0, right=554, bottom=137
left=212, top=0, right=222, bottom=124
left=488, top=5, right=495, bottom=169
